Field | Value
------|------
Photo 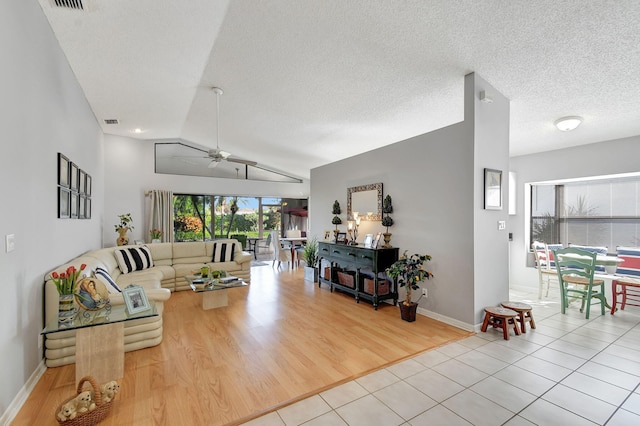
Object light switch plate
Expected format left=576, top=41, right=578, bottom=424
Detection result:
left=498, top=221, right=506, bottom=231
left=6, top=234, right=15, bottom=252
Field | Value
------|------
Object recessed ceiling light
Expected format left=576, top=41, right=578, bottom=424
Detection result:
left=554, top=116, right=583, bottom=131
left=133, top=128, right=143, bottom=134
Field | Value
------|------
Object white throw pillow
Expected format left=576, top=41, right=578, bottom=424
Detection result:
left=94, top=267, right=122, bottom=294
left=212, top=242, right=235, bottom=262
left=114, top=246, right=154, bottom=274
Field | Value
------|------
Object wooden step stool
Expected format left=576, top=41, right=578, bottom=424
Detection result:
left=501, top=301, right=536, bottom=333
left=481, top=306, right=521, bottom=340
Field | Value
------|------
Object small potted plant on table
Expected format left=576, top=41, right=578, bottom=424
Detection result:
left=386, top=251, right=433, bottom=322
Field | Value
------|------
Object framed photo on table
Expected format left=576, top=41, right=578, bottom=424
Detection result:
left=372, top=232, right=382, bottom=249
left=123, top=284, right=150, bottom=314
left=336, top=232, right=347, bottom=244
left=364, top=233, right=374, bottom=248
left=484, top=168, right=503, bottom=210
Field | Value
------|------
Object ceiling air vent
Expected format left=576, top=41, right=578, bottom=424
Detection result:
left=104, top=119, right=119, bottom=125
left=53, top=0, right=84, bottom=10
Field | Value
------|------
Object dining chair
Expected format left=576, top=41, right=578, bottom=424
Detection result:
left=271, top=231, right=292, bottom=269
left=532, top=241, right=559, bottom=299
left=611, top=246, right=640, bottom=314
left=554, top=247, right=606, bottom=319
left=256, top=233, right=272, bottom=256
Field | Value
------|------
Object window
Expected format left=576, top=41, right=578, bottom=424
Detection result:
left=172, top=195, right=306, bottom=242
left=530, top=176, right=640, bottom=251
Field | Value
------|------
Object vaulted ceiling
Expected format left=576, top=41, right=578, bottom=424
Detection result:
left=39, top=0, right=640, bottom=179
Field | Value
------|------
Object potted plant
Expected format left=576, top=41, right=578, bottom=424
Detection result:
left=381, top=195, right=394, bottom=247
left=303, top=236, right=319, bottom=282
left=115, top=213, right=134, bottom=246
left=150, top=228, right=163, bottom=243
left=386, top=251, right=433, bottom=322
left=331, top=200, right=342, bottom=241
left=51, top=263, right=87, bottom=323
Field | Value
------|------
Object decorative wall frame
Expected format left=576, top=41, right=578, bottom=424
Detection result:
left=484, top=168, right=503, bottom=210
left=79, top=195, right=87, bottom=219
left=57, top=153, right=92, bottom=219
left=347, top=182, right=383, bottom=221
left=70, top=192, right=79, bottom=218
left=70, top=162, right=79, bottom=192
left=85, top=174, right=92, bottom=196
left=79, top=170, right=86, bottom=194
left=58, top=187, right=70, bottom=219
left=58, top=153, right=70, bottom=188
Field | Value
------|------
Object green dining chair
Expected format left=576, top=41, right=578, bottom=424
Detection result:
left=553, top=247, right=606, bottom=319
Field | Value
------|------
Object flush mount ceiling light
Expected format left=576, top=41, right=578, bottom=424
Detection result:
left=554, top=116, right=583, bottom=131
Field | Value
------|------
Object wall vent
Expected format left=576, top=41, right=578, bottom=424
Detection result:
left=53, top=0, right=84, bottom=10
left=104, top=119, right=119, bottom=125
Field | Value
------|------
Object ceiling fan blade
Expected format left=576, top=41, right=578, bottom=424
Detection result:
left=227, top=158, right=258, bottom=166
left=207, top=160, right=220, bottom=168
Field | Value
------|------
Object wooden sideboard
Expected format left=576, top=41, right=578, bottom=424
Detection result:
left=318, top=242, right=399, bottom=309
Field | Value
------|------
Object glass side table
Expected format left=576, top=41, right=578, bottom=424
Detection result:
left=42, top=301, right=157, bottom=386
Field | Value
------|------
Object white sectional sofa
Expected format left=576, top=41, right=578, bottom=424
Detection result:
left=44, top=239, right=251, bottom=367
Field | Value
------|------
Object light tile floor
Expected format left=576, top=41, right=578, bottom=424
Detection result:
left=242, top=289, right=640, bottom=425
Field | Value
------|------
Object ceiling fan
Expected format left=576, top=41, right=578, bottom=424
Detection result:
left=206, top=87, right=257, bottom=168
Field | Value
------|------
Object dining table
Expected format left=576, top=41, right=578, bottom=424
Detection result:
left=245, top=237, right=263, bottom=259
left=280, top=237, right=307, bottom=264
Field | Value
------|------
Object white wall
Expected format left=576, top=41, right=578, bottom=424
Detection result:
left=509, top=135, right=640, bottom=291
left=0, top=1, right=103, bottom=418
left=102, top=134, right=310, bottom=246
left=311, top=73, right=510, bottom=327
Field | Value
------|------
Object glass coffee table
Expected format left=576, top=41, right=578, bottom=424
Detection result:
left=186, top=275, right=247, bottom=310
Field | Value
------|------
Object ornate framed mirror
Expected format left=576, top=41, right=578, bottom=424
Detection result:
left=347, top=182, right=383, bottom=221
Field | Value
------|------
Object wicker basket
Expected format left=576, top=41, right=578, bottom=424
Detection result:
left=337, top=270, right=356, bottom=288
left=364, top=278, right=390, bottom=295
left=55, top=376, right=115, bottom=425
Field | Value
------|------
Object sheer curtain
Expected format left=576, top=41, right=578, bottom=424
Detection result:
left=146, top=190, right=173, bottom=243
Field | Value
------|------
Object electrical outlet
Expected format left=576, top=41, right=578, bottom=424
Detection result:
left=422, top=288, right=428, bottom=297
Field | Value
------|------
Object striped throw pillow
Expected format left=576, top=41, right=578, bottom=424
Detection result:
left=114, top=246, right=154, bottom=274
left=94, top=267, right=122, bottom=293
left=212, top=242, right=235, bottom=263
left=616, top=246, right=640, bottom=277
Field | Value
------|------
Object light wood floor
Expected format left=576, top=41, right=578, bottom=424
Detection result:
left=14, top=265, right=472, bottom=426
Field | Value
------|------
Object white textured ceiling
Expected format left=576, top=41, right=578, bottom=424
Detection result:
left=38, top=0, right=640, bottom=179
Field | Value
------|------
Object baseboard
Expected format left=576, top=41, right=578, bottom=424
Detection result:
left=416, top=306, right=475, bottom=332
left=0, top=360, right=46, bottom=425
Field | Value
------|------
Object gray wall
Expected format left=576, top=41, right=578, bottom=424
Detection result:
left=509, top=135, right=640, bottom=291
left=0, top=1, right=103, bottom=418
left=310, top=73, right=510, bottom=328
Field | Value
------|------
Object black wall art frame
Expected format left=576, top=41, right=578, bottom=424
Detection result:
left=484, top=168, right=503, bottom=210
left=57, top=153, right=92, bottom=219
left=58, top=153, right=70, bottom=188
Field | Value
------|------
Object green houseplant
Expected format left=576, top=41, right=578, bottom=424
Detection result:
left=381, top=195, right=394, bottom=247
left=303, top=236, right=319, bottom=282
left=331, top=200, right=342, bottom=241
left=115, top=213, right=134, bottom=246
left=386, top=251, right=433, bottom=322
